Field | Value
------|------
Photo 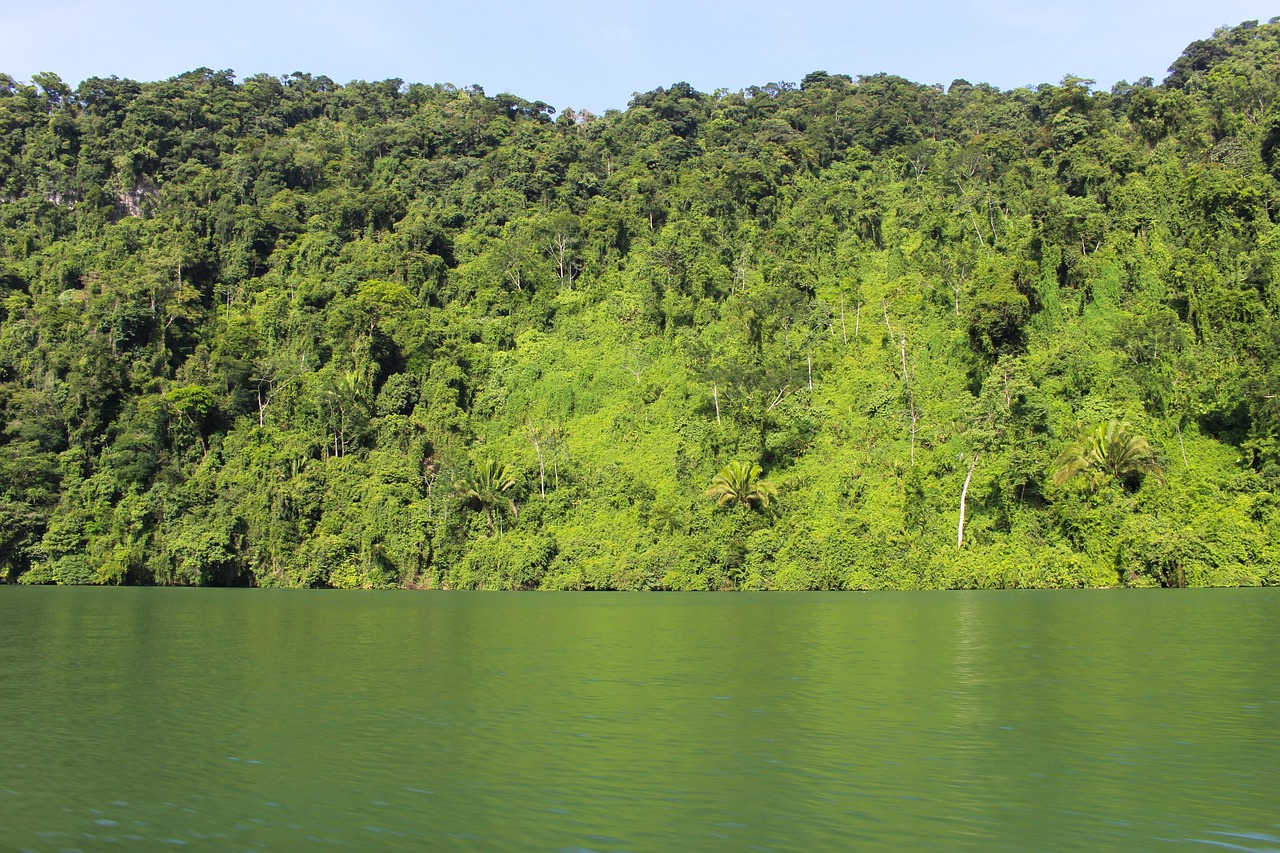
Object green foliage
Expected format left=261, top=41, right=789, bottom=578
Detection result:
left=705, top=461, right=778, bottom=510
left=453, top=459, right=519, bottom=535
left=4, top=23, right=1280, bottom=587
left=1053, top=421, right=1166, bottom=491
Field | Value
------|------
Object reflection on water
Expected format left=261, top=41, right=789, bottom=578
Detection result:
left=1187, top=830, right=1280, bottom=852
left=0, top=589, right=1277, bottom=851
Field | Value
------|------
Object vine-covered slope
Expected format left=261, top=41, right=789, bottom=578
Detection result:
left=4, top=21, right=1280, bottom=588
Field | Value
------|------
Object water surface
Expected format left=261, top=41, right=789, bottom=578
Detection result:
left=1, top=589, right=1277, bottom=851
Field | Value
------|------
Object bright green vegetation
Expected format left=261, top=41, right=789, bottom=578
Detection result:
left=1052, top=420, right=1166, bottom=491
left=4, top=22, right=1280, bottom=588
left=706, top=461, right=778, bottom=511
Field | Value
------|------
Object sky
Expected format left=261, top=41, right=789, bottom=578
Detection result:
left=1, top=1, right=1276, bottom=113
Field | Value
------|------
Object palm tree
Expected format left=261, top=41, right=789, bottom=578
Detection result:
left=454, top=459, right=518, bottom=534
left=706, top=461, right=778, bottom=510
left=1053, top=420, right=1165, bottom=491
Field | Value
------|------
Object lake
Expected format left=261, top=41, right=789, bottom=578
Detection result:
left=1, top=589, right=1277, bottom=851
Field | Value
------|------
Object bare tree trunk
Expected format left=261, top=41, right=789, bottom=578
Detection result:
left=537, top=443, right=545, bottom=496
left=713, top=382, right=721, bottom=424
left=525, top=418, right=547, bottom=497
left=900, top=336, right=910, bottom=388
left=969, top=207, right=987, bottom=248
left=901, top=336, right=917, bottom=466
left=958, top=454, right=979, bottom=548
left=840, top=293, right=848, bottom=346
left=533, top=438, right=546, bottom=496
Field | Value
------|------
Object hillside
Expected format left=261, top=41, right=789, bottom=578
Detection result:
left=4, top=20, right=1280, bottom=588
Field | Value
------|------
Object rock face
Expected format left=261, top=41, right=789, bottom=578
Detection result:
left=113, top=181, right=157, bottom=218
left=45, top=188, right=79, bottom=206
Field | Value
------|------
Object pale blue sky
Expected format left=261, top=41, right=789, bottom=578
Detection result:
left=1, top=1, right=1275, bottom=112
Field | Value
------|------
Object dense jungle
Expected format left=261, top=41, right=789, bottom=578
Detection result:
left=4, top=20, right=1280, bottom=589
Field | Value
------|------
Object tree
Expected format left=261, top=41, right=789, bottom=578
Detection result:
left=706, top=461, right=778, bottom=510
left=8, top=23, right=1280, bottom=589
left=542, top=212, right=580, bottom=287
left=1052, top=421, right=1166, bottom=492
left=454, top=460, right=519, bottom=534
left=163, top=385, right=219, bottom=459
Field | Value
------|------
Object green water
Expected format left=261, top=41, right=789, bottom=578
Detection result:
left=1, top=589, right=1277, bottom=852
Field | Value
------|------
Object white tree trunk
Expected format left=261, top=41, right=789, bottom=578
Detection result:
left=840, top=293, right=848, bottom=346
left=958, top=454, right=979, bottom=548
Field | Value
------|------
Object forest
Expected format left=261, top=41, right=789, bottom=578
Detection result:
left=3, top=20, right=1280, bottom=589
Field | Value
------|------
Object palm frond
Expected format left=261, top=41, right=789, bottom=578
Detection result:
left=1053, top=420, right=1165, bottom=490
left=706, top=461, right=776, bottom=510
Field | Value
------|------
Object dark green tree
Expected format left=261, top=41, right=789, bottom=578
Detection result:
left=454, top=460, right=518, bottom=534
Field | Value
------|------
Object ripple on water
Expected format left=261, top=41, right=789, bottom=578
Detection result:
left=2, top=589, right=1278, bottom=851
